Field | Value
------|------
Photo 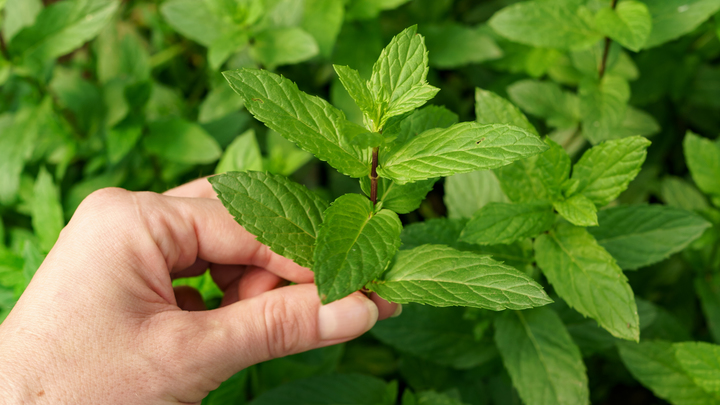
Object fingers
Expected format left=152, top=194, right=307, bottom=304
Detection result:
left=217, top=267, right=283, bottom=307
left=174, top=286, right=206, bottom=311
left=187, top=284, right=378, bottom=378
left=370, top=293, right=401, bottom=320
left=163, top=177, right=218, bottom=199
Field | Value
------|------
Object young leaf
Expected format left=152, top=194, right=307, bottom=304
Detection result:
left=223, top=69, right=370, bottom=178
left=209, top=172, right=328, bottom=268
left=534, top=223, right=640, bottom=341
left=553, top=194, right=598, bottom=227
left=587, top=205, right=711, bottom=270
left=423, top=24, right=502, bottom=68
left=494, top=156, right=549, bottom=203
left=675, top=342, right=720, bottom=397
left=489, top=0, right=601, bottom=50
left=494, top=308, right=589, bottom=405
left=507, top=79, right=581, bottom=128
left=215, top=130, right=263, bottom=174
left=444, top=170, right=508, bottom=219
left=537, top=138, right=571, bottom=200
left=569, top=136, right=651, bottom=206
left=459, top=202, right=555, bottom=245
left=369, top=244, right=552, bottom=310
left=371, top=304, right=495, bottom=369
left=643, top=0, right=720, bottom=48
left=475, top=88, right=538, bottom=136
left=313, top=194, right=402, bottom=304
left=144, top=119, right=222, bottom=165
left=369, top=25, right=439, bottom=125
left=249, top=374, right=395, bottom=405
left=334, top=64, right=374, bottom=117
left=579, top=76, right=631, bottom=144
left=360, top=177, right=437, bottom=214
left=384, top=105, right=458, bottom=148
left=683, top=131, right=720, bottom=198
left=31, top=167, right=64, bottom=253
left=618, top=341, right=718, bottom=405
left=252, top=27, right=319, bottom=69
left=378, top=123, right=548, bottom=184
left=594, top=1, right=652, bottom=52
left=160, top=0, right=229, bottom=47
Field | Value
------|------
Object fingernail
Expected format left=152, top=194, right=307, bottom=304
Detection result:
left=318, top=294, right=378, bottom=341
left=391, top=304, right=403, bottom=318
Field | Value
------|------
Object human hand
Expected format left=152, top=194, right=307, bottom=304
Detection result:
left=0, top=179, right=398, bottom=404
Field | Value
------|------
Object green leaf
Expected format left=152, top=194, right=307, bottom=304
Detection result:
left=534, top=223, right=639, bottom=341
left=208, top=31, right=249, bottom=70
left=252, top=27, right=319, bottom=69
left=494, top=307, right=589, bottom=405
left=474, top=88, right=538, bottom=136
left=416, top=391, right=469, bottom=405
left=384, top=105, right=458, bottom=148
left=107, top=119, right=143, bottom=164
left=215, top=130, right=263, bottom=174
left=144, top=119, right=222, bottom=165
left=371, top=304, right=494, bottom=369
left=507, top=80, right=581, bottom=128
left=587, top=204, right=711, bottom=270
left=95, top=22, right=151, bottom=84
left=160, top=0, right=242, bottom=47
left=614, top=106, right=661, bottom=139
left=553, top=194, right=598, bottom=227
left=265, top=130, right=314, bottom=176
left=696, top=275, right=720, bottom=344
left=202, top=369, right=249, bottom=405
left=360, top=177, right=437, bottom=214
left=334, top=64, right=375, bottom=117
left=10, top=0, right=119, bottom=71
left=346, top=0, right=411, bottom=21
left=569, top=136, right=651, bottom=206
left=643, top=0, right=720, bottom=48
left=209, top=171, right=328, bottom=268
left=378, top=123, right=548, bottom=184
left=594, top=1, right=652, bottom=52
left=249, top=374, right=395, bottom=405
left=31, top=167, right=64, bottom=253
left=459, top=202, right=555, bottom=245
left=489, top=0, right=601, bottom=50
left=618, top=341, right=718, bottom=405
left=579, top=76, right=631, bottom=145
left=537, top=138, right=571, bottom=200
left=2, top=0, right=42, bottom=43
left=301, top=0, right=344, bottom=58
left=314, top=194, right=402, bottom=304
left=369, top=25, right=439, bottom=126
left=223, top=68, right=370, bottom=178
left=370, top=244, right=552, bottom=310
left=423, top=23, right=502, bottom=68
left=684, top=131, right=720, bottom=198
left=675, top=342, right=720, bottom=397
left=198, top=84, right=245, bottom=124
left=444, top=170, right=508, bottom=219
left=494, top=155, right=550, bottom=203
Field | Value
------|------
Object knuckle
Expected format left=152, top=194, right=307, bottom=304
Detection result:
left=260, top=296, right=315, bottom=358
left=77, top=187, right=133, bottom=215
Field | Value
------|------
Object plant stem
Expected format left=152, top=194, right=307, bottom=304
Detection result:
left=370, top=147, right=379, bottom=206
left=598, top=0, right=618, bottom=80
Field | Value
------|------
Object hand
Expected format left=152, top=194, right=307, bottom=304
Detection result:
left=0, top=179, right=398, bottom=404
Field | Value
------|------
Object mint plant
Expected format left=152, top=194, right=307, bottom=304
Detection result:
left=211, top=26, right=552, bottom=308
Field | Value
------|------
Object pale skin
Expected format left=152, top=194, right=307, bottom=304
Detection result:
left=0, top=178, right=399, bottom=404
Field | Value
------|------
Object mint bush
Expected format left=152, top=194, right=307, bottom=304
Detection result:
left=1, top=1, right=720, bottom=404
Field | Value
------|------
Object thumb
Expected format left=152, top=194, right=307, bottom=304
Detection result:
left=193, top=283, right=378, bottom=380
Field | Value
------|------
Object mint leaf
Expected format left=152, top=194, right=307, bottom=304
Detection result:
left=643, top=0, right=720, bottom=48
left=208, top=31, right=248, bottom=70
left=314, top=194, right=402, bottom=304
left=379, top=123, right=548, bottom=184
left=459, top=202, right=555, bottom=245
left=266, top=131, right=314, bottom=177
left=595, top=1, right=652, bottom=52
left=580, top=76, right=630, bottom=144
left=475, top=88, right=538, bottom=136
left=696, top=275, right=720, bottom=344
left=495, top=308, right=589, bottom=405
left=31, top=167, right=64, bottom=253
left=507, top=79, right=581, bottom=128
left=614, top=106, right=661, bottom=139
left=144, top=119, right=222, bottom=165
left=301, top=0, right=344, bottom=59
left=494, top=156, right=549, bottom=203
left=223, top=69, right=370, bottom=178
left=209, top=172, right=328, bottom=268
left=369, top=25, right=439, bottom=126
left=570, top=136, right=651, bottom=206
left=252, top=27, right=319, bottom=69
left=3, top=0, right=42, bottom=43
left=684, top=131, right=720, bottom=198
left=161, top=0, right=228, bottom=47
left=215, top=129, right=263, bottom=174
left=661, top=176, right=711, bottom=212
left=370, top=244, right=552, bottom=310
left=198, top=84, right=245, bottom=124
left=535, top=223, right=640, bottom=341
left=371, top=304, right=495, bottom=369
left=334, top=64, right=374, bottom=117
left=587, top=205, right=711, bottom=270
left=384, top=105, right=458, bottom=148
left=360, top=177, right=437, bottom=214
left=618, top=341, right=718, bottom=405
left=489, top=0, right=601, bottom=50
left=10, top=0, right=118, bottom=71
left=423, top=24, right=502, bottom=69
left=553, top=194, right=598, bottom=227
left=444, top=170, right=508, bottom=219
left=675, top=342, right=720, bottom=397
left=249, top=374, right=395, bottom=405
left=537, top=138, right=571, bottom=200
